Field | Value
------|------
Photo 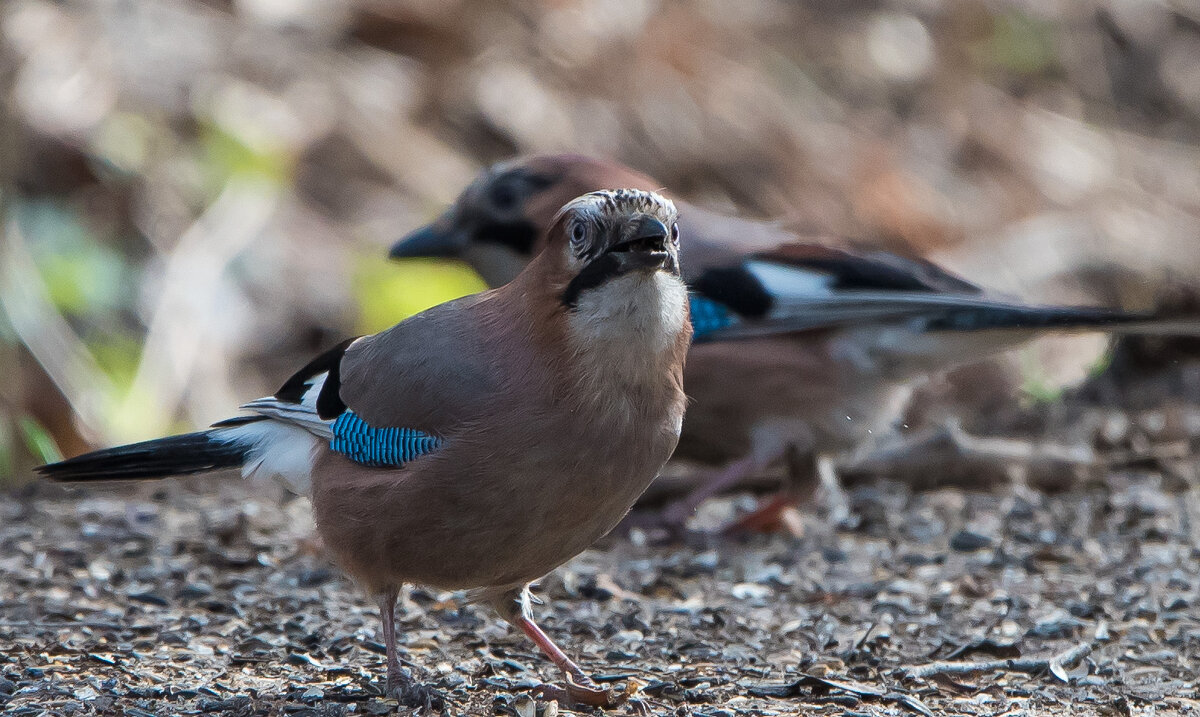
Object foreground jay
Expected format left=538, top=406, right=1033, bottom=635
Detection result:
left=40, top=189, right=691, bottom=708
left=391, top=154, right=1198, bottom=530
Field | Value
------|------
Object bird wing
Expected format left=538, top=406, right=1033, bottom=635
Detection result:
left=334, top=292, right=502, bottom=432
left=236, top=337, right=359, bottom=439
left=238, top=293, right=503, bottom=468
left=688, top=242, right=1196, bottom=341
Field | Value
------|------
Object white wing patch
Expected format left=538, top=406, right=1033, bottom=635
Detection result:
left=744, top=259, right=834, bottom=301
left=300, top=373, right=327, bottom=404
left=726, top=258, right=1051, bottom=337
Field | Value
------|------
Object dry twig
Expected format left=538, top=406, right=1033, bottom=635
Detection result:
left=903, top=641, right=1094, bottom=683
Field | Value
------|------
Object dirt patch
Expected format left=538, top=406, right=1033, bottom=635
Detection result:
left=2, top=468, right=1198, bottom=716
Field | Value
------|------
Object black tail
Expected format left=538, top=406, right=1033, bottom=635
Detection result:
left=925, top=306, right=1200, bottom=334
left=37, top=430, right=250, bottom=482
left=926, top=305, right=1134, bottom=332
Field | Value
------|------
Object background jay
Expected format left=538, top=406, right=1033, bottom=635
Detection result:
left=390, top=154, right=1199, bottom=531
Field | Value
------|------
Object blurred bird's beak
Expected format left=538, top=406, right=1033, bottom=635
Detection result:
left=390, top=216, right=467, bottom=259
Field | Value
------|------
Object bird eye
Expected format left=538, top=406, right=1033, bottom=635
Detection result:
left=670, top=222, right=680, bottom=245
left=571, top=221, right=588, bottom=246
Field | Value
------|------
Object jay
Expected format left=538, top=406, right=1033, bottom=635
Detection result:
left=390, top=154, right=1196, bottom=531
left=40, top=189, right=692, bottom=709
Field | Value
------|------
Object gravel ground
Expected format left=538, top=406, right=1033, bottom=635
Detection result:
left=2, top=461, right=1199, bottom=716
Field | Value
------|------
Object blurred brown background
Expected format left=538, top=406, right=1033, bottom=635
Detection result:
left=2, top=0, right=1199, bottom=481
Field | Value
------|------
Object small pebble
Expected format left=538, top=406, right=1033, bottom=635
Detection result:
left=949, top=530, right=993, bottom=552
left=179, top=583, right=214, bottom=599
left=127, top=591, right=170, bottom=607
left=730, top=582, right=771, bottom=600
left=366, top=700, right=398, bottom=715
left=687, top=551, right=719, bottom=574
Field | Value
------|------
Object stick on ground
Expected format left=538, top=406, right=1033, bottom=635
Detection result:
left=903, top=641, right=1094, bottom=682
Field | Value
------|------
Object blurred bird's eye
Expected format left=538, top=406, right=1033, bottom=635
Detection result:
left=570, top=221, right=588, bottom=248
left=671, top=222, right=680, bottom=245
left=491, top=184, right=518, bottom=210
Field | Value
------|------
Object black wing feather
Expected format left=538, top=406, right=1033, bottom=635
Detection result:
left=273, top=337, right=358, bottom=419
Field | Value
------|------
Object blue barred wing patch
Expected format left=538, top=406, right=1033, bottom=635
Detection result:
left=330, top=411, right=442, bottom=467
left=689, top=294, right=737, bottom=340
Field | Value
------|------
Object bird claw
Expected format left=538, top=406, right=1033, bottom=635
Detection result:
left=723, top=493, right=803, bottom=536
left=534, top=672, right=628, bottom=709
left=387, top=678, right=445, bottom=712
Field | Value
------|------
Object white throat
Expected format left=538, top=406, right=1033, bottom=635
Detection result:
left=566, top=270, right=689, bottom=360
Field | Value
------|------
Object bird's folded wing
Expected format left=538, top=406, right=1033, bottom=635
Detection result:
left=238, top=293, right=503, bottom=468
left=688, top=243, right=1194, bottom=340
left=335, top=293, right=502, bottom=432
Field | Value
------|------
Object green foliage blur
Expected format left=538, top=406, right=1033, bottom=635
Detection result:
left=2, top=1, right=1198, bottom=487
left=353, top=257, right=485, bottom=337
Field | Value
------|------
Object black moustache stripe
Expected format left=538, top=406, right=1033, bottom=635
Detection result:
left=559, top=252, right=678, bottom=309
left=560, top=253, right=623, bottom=309
left=477, top=219, right=540, bottom=255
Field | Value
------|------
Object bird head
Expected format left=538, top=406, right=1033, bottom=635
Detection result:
left=533, top=188, right=689, bottom=352
left=390, top=155, right=659, bottom=287
left=551, top=188, right=681, bottom=295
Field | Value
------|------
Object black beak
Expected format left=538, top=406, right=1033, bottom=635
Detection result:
left=608, top=216, right=669, bottom=255
left=389, top=220, right=466, bottom=260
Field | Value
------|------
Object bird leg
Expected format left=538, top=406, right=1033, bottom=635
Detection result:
left=518, top=615, right=623, bottom=707
left=815, top=453, right=851, bottom=525
left=659, top=453, right=765, bottom=530
left=377, top=591, right=443, bottom=711
left=724, top=445, right=814, bottom=534
left=499, top=588, right=626, bottom=708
